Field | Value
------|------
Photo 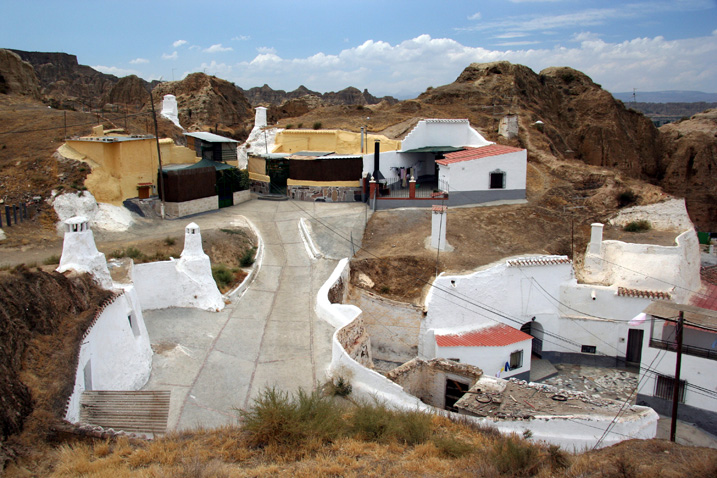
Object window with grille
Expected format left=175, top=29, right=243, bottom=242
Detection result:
left=655, top=374, right=686, bottom=402
left=581, top=345, right=597, bottom=354
left=489, top=170, right=506, bottom=189
left=510, top=350, right=523, bottom=369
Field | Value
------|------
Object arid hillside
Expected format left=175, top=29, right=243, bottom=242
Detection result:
left=278, top=61, right=715, bottom=230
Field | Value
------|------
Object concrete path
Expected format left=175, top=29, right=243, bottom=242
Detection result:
left=141, top=198, right=367, bottom=431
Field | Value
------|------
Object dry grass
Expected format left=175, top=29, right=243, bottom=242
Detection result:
left=8, top=389, right=711, bottom=478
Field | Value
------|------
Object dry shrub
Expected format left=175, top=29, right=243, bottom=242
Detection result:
left=492, top=436, right=542, bottom=476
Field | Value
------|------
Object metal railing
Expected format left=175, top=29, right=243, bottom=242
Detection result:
left=650, top=338, right=717, bottom=361
left=378, top=177, right=449, bottom=199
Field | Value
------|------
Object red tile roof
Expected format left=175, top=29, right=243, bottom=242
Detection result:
left=617, top=287, right=672, bottom=300
left=435, top=323, right=532, bottom=347
left=690, top=282, right=717, bottom=312
left=432, top=205, right=447, bottom=213
left=436, top=144, right=525, bottom=165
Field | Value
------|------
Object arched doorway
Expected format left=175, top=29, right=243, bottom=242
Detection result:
left=520, top=319, right=544, bottom=358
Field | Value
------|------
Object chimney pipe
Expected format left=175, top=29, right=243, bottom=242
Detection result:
left=373, top=140, right=380, bottom=179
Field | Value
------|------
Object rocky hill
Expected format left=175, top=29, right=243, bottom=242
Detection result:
left=10, top=50, right=119, bottom=108
left=240, top=83, right=397, bottom=107
left=0, top=50, right=41, bottom=99
left=659, top=109, right=717, bottom=229
left=151, top=73, right=254, bottom=140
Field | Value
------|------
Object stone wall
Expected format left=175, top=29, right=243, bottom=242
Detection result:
left=336, top=314, right=372, bottom=367
left=164, top=196, right=218, bottom=218
left=232, top=189, right=251, bottom=205
left=250, top=180, right=270, bottom=195
left=347, top=286, right=423, bottom=363
left=288, top=185, right=361, bottom=202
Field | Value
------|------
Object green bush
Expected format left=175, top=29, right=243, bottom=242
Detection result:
left=212, top=264, right=234, bottom=288
left=163, top=237, right=176, bottom=246
left=124, top=247, right=144, bottom=260
left=349, top=401, right=432, bottom=445
left=239, top=387, right=344, bottom=448
left=240, top=247, right=256, bottom=267
left=432, top=436, right=474, bottom=458
left=617, top=190, right=638, bottom=208
left=42, top=254, right=61, bottom=265
left=326, top=375, right=352, bottom=397
left=492, top=437, right=540, bottom=476
left=313, top=122, right=322, bottom=130
left=624, top=220, right=651, bottom=232
left=285, top=124, right=293, bottom=129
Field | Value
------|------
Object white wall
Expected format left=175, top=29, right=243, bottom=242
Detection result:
left=441, top=149, right=527, bottom=192
left=421, top=258, right=573, bottom=358
left=65, top=286, right=152, bottom=423
left=638, top=337, right=716, bottom=412
left=582, top=229, right=701, bottom=303
left=434, top=339, right=532, bottom=379
left=317, top=261, right=658, bottom=449
left=362, top=151, right=430, bottom=179
left=401, top=119, right=492, bottom=151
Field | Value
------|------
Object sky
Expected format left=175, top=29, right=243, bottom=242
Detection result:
left=1, top=0, right=716, bottom=99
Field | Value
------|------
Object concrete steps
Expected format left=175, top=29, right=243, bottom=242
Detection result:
left=80, top=390, right=170, bottom=434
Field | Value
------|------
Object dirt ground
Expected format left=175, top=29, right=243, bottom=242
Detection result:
left=351, top=159, right=677, bottom=303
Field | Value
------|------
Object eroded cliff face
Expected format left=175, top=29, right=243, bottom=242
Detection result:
left=659, top=109, right=717, bottom=230
left=10, top=50, right=118, bottom=106
left=0, top=267, right=112, bottom=466
left=150, top=73, right=253, bottom=140
left=0, top=50, right=41, bottom=99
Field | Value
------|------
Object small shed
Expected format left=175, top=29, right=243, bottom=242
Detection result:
left=184, top=132, right=239, bottom=163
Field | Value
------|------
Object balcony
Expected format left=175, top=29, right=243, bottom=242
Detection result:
left=649, top=338, right=717, bottom=361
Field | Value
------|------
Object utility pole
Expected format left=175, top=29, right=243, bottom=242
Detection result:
left=147, top=87, right=166, bottom=219
left=670, top=311, right=684, bottom=442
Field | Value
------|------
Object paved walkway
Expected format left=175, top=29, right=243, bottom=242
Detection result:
left=141, top=198, right=367, bottom=430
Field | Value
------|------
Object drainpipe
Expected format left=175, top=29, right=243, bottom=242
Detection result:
left=373, top=140, right=380, bottom=180
left=147, top=87, right=165, bottom=219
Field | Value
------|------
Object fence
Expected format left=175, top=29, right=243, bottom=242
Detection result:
left=0, top=203, right=36, bottom=228
left=379, top=177, right=449, bottom=198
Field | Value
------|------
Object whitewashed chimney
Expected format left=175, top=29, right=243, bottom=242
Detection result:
left=57, top=216, right=113, bottom=290
left=181, top=222, right=205, bottom=258
left=255, top=106, right=267, bottom=128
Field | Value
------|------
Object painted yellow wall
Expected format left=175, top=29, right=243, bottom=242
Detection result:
left=248, top=156, right=267, bottom=175
left=273, top=130, right=401, bottom=154
left=249, top=172, right=270, bottom=182
left=64, top=136, right=200, bottom=205
left=287, top=179, right=360, bottom=187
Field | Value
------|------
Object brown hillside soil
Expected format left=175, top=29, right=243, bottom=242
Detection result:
left=353, top=160, right=667, bottom=303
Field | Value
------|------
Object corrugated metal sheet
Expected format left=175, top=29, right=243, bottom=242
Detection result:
left=80, top=390, right=170, bottom=434
left=436, top=323, right=532, bottom=347
left=184, top=132, right=239, bottom=143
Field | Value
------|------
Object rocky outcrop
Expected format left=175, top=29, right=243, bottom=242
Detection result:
left=240, top=83, right=397, bottom=107
left=0, top=49, right=41, bottom=98
left=100, top=74, right=151, bottom=108
left=150, top=73, right=253, bottom=140
left=10, top=50, right=118, bottom=106
left=659, top=109, right=717, bottom=230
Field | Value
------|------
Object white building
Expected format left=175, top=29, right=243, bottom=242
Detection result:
left=362, top=119, right=527, bottom=208
left=636, top=301, right=717, bottom=435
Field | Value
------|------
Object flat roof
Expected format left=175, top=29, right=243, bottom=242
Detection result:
left=402, top=146, right=464, bottom=154
left=184, top=131, right=239, bottom=143
left=68, top=134, right=155, bottom=143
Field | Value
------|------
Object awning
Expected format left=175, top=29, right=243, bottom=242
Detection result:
left=401, top=146, right=464, bottom=154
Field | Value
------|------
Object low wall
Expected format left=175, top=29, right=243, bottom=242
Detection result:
left=65, top=287, right=153, bottom=423
left=448, top=188, right=526, bottom=207
left=288, top=184, right=361, bottom=202
left=318, top=260, right=658, bottom=450
left=233, top=189, right=251, bottom=206
left=164, top=196, right=218, bottom=218
left=132, top=255, right=224, bottom=311
left=250, top=179, right=270, bottom=195
left=346, top=286, right=423, bottom=363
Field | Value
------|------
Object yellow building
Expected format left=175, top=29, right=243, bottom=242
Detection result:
left=272, top=129, right=401, bottom=155
left=60, top=126, right=200, bottom=205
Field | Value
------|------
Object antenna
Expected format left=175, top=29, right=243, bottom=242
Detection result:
left=632, top=88, right=637, bottom=105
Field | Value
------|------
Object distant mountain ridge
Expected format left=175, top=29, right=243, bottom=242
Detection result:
left=239, top=84, right=398, bottom=107
left=612, top=90, right=717, bottom=103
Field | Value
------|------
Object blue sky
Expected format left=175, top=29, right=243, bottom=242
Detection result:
left=2, top=0, right=716, bottom=98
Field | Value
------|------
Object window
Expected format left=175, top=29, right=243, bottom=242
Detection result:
left=510, top=350, right=523, bottom=369
left=655, top=374, right=686, bottom=402
left=581, top=345, right=597, bottom=354
left=128, top=313, right=140, bottom=337
left=489, top=170, right=506, bottom=189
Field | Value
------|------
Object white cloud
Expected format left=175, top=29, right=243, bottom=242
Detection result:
left=173, top=39, right=187, bottom=48
left=200, top=61, right=233, bottom=75
left=468, top=12, right=481, bottom=20
left=493, top=32, right=529, bottom=39
left=495, top=41, right=541, bottom=46
left=257, top=46, right=277, bottom=54
left=232, top=35, right=250, bottom=41
left=129, top=58, right=149, bottom=64
left=92, top=65, right=139, bottom=77
left=162, top=51, right=178, bottom=60
left=572, top=32, right=601, bottom=42
left=215, top=33, right=717, bottom=98
left=189, top=45, right=201, bottom=51
left=204, top=43, right=233, bottom=53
